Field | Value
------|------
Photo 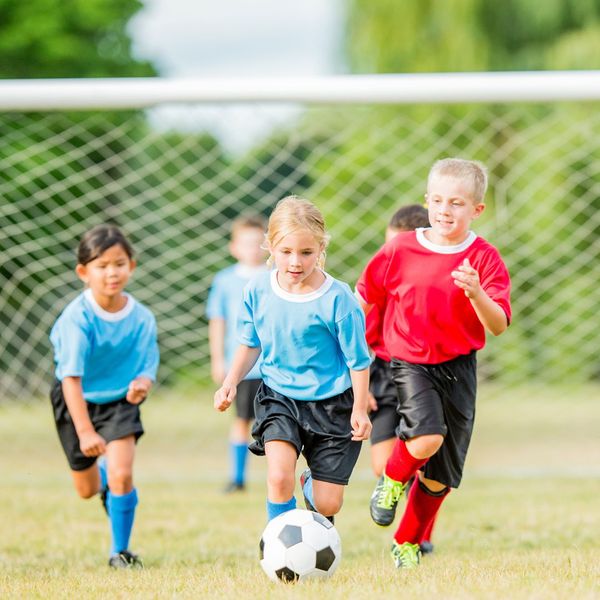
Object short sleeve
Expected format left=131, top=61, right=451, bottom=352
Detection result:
left=206, top=273, right=226, bottom=320
left=237, top=288, right=260, bottom=348
left=335, top=306, right=371, bottom=371
left=356, top=244, right=391, bottom=307
left=479, top=250, right=512, bottom=324
left=51, top=311, right=90, bottom=378
left=137, top=314, right=160, bottom=381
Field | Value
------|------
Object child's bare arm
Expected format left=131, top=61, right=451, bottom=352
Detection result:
left=214, top=345, right=261, bottom=412
left=208, top=318, right=227, bottom=384
left=349, top=368, right=372, bottom=441
left=61, top=376, right=106, bottom=456
left=452, top=258, right=508, bottom=336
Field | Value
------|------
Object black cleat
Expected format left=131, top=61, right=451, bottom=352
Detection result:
left=369, top=474, right=406, bottom=526
left=108, top=550, right=143, bottom=569
left=223, top=481, right=246, bottom=494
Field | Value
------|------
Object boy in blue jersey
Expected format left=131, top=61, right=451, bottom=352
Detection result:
left=207, top=215, right=268, bottom=493
left=49, top=225, right=159, bottom=569
left=214, top=196, right=371, bottom=524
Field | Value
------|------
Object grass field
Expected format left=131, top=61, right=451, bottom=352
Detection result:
left=1, top=384, right=599, bottom=599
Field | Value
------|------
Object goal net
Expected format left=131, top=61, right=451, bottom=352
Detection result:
left=1, top=74, right=599, bottom=399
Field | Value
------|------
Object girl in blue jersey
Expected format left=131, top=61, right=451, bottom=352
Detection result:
left=49, top=224, right=159, bottom=569
left=214, top=196, right=371, bottom=523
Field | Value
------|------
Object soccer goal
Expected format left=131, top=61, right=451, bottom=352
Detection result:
left=2, top=72, right=600, bottom=400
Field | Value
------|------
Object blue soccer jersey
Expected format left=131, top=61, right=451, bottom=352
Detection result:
left=238, top=270, right=371, bottom=401
left=50, top=289, right=159, bottom=403
left=206, top=263, right=266, bottom=380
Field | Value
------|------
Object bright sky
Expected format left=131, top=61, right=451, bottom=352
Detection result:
left=129, top=0, right=345, bottom=151
left=130, top=0, right=346, bottom=77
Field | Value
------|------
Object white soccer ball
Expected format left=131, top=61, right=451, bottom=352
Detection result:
left=259, top=508, right=342, bottom=582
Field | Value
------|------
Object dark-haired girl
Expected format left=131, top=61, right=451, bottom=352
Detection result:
left=49, top=224, right=159, bottom=568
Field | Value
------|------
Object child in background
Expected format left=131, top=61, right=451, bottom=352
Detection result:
left=365, top=204, right=436, bottom=554
left=206, top=215, right=268, bottom=493
left=49, top=224, right=159, bottom=568
left=214, top=196, right=371, bottom=523
left=357, top=159, right=511, bottom=568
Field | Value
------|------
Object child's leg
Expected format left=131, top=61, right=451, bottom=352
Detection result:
left=228, top=417, right=251, bottom=489
left=70, top=463, right=102, bottom=499
left=105, top=435, right=137, bottom=555
left=371, top=438, right=395, bottom=478
left=393, top=474, right=450, bottom=546
left=385, top=434, right=443, bottom=483
left=311, top=479, right=345, bottom=517
left=264, top=440, right=297, bottom=520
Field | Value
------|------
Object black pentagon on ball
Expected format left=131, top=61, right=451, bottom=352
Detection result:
left=278, top=524, right=303, bottom=548
left=311, top=512, right=333, bottom=529
left=275, top=566, right=300, bottom=583
left=259, top=537, right=264, bottom=560
left=315, top=546, right=336, bottom=571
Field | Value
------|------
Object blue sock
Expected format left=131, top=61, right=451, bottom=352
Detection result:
left=266, top=496, right=296, bottom=521
left=302, top=471, right=315, bottom=508
left=107, top=488, right=138, bottom=555
left=231, top=442, right=248, bottom=486
left=97, top=456, right=108, bottom=491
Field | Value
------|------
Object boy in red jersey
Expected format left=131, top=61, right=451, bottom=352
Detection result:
left=356, top=158, right=511, bottom=569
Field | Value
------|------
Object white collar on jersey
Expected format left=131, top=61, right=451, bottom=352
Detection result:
left=270, top=269, right=334, bottom=303
left=416, top=227, right=478, bottom=254
left=83, top=288, right=136, bottom=322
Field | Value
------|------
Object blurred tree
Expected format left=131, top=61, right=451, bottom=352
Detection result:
left=346, top=0, right=600, bottom=72
left=0, top=0, right=154, bottom=78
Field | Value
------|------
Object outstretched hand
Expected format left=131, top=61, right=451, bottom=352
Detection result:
left=451, top=258, right=482, bottom=299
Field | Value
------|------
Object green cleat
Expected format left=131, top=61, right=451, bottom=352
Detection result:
left=390, top=541, right=421, bottom=569
left=369, top=474, right=406, bottom=526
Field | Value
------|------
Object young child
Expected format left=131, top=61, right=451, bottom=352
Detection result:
left=365, top=204, right=436, bottom=554
left=357, top=159, right=511, bottom=568
left=214, top=196, right=372, bottom=523
left=49, top=224, right=159, bottom=569
left=206, top=215, right=268, bottom=493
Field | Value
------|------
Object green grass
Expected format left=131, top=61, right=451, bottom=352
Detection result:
left=1, top=384, right=599, bottom=599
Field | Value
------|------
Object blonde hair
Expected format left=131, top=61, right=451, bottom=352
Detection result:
left=428, top=158, right=488, bottom=203
left=265, top=196, right=330, bottom=268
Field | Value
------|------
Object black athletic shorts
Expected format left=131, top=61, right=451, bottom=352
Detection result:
left=249, top=382, right=362, bottom=486
left=235, top=378, right=261, bottom=421
left=391, top=351, right=477, bottom=489
left=369, top=357, right=399, bottom=445
left=50, top=379, right=144, bottom=472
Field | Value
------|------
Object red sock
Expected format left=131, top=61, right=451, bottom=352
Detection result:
left=384, top=439, right=428, bottom=484
left=420, top=511, right=436, bottom=543
left=394, top=480, right=450, bottom=545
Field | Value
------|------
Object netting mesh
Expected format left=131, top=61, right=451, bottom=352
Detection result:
left=2, top=99, right=600, bottom=400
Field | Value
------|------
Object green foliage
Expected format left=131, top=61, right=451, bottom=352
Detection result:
left=346, top=0, right=600, bottom=72
left=0, top=0, right=155, bottom=78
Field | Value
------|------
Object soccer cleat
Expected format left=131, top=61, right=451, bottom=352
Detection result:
left=108, top=550, right=144, bottom=569
left=419, top=540, right=434, bottom=555
left=223, top=481, right=246, bottom=494
left=370, top=474, right=406, bottom=526
left=300, top=468, right=335, bottom=525
left=390, top=541, right=421, bottom=569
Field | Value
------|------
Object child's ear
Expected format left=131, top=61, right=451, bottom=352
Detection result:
left=473, top=202, right=486, bottom=219
left=75, top=263, right=88, bottom=283
left=129, top=258, right=137, bottom=273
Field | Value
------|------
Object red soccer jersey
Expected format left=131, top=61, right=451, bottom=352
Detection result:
left=365, top=305, right=390, bottom=361
left=356, top=229, right=511, bottom=364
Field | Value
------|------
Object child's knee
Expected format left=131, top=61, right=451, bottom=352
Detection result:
left=74, top=480, right=99, bottom=499
left=267, top=469, right=294, bottom=494
left=107, top=466, right=133, bottom=494
left=407, top=434, right=444, bottom=458
left=315, top=495, right=343, bottom=516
